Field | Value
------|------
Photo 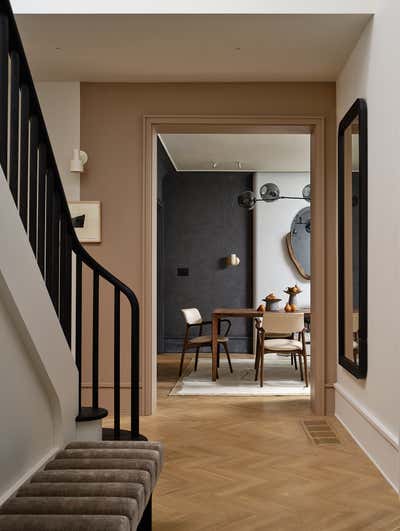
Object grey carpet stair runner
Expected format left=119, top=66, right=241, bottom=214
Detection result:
left=0, top=440, right=163, bottom=531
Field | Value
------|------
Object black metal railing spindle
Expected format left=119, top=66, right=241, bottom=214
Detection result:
left=131, top=301, right=140, bottom=437
left=92, top=271, right=99, bottom=409
left=19, top=84, right=29, bottom=229
left=114, top=287, right=121, bottom=439
left=45, top=168, right=54, bottom=295
left=60, top=214, right=72, bottom=345
left=51, top=191, right=61, bottom=312
left=75, top=256, right=83, bottom=411
left=37, top=143, right=47, bottom=275
left=29, top=115, right=39, bottom=252
left=0, top=15, right=8, bottom=177
left=9, top=50, right=19, bottom=202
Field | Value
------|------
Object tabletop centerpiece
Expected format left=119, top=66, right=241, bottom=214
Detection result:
left=284, top=285, right=302, bottom=312
left=262, top=293, right=282, bottom=312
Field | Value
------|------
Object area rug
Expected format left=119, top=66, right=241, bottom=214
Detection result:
left=169, top=355, right=311, bottom=397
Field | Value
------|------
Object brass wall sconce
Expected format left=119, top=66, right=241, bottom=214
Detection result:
left=226, top=254, right=240, bottom=267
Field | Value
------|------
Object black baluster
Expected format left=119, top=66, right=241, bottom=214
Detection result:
left=37, top=143, right=47, bottom=276
left=60, top=214, right=72, bottom=345
left=114, top=287, right=121, bottom=439
left=29, top=115, right=39, bottom=253
left=92, top=271, right=99, bottom=409
left=0, top=15, right=9, bottom=178
left=131, top=302, right=140, bottom=438
left=76, top=256, right=82, bottom=411
left=45, top=168, right=54, bottom=295
left=9, top=50, right=19, bottom=202
left=52, top=191, right=61, bottom=313
left=19, top=84, right=29, bottom=229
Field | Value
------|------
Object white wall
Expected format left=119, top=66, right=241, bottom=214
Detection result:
left=254, top=172, right=310, bottom=309
left=0, top=281, right=55, bottom=501
left=336, top=0, right=400, bottom=491
left=0, top=168, right=78, bottom=502
left=35, top=82, right=80, bottom=201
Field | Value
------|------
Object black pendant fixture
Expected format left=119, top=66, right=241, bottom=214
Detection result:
left=238, top=183, right=311, bottom=210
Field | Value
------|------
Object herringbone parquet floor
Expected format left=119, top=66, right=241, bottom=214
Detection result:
left=106, top=354, right=400, bottom=531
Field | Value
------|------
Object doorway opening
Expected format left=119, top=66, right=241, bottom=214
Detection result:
left=142, top=115, right=326, bottom=416
left=155, top=129, right=313, bottom=409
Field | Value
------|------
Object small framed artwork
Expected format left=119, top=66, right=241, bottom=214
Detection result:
left=68, top=201, right=102, bottom=243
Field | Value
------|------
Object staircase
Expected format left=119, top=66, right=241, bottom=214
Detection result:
left=0, top=0, right=143, bottom=441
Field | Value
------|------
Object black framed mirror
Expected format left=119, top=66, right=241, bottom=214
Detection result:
left=338, top=98, right=368, bottom=378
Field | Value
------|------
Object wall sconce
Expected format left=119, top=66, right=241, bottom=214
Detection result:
left=70, top=149, right=88, bottom=173
left=226, top=253, right=240, bottom=267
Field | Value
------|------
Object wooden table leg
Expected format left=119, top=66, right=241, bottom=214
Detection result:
left=212, top=315, right=218, bottom=381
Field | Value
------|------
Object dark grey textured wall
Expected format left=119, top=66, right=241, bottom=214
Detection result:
left=159, top=153, right=253, bottom=353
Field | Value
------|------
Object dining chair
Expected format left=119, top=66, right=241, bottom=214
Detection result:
left=254, top=319, right=296, bottom=371
left=254, top=312, right=308, bottom=387
left=178, top=308, right=233, bottom=377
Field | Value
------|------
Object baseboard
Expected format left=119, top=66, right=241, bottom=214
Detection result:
left=0, top=447, right=58, bottom=505
left=334, top=383, right=399, bottom=492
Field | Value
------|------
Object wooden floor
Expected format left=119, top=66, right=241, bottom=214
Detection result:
left=106, top=354, right=400, bottom=530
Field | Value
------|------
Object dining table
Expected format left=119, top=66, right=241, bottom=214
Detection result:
left=211, top=307, right=311, bottom=382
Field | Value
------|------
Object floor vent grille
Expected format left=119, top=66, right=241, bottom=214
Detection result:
left=302, top=419, right=340, bottom=445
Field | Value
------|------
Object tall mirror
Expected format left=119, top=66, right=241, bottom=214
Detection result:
left=286, top=206, right=311, bottom=280
left=338, top=99, right=367, bottom=378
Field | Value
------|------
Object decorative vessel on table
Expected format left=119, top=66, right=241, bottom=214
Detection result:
left=284, top=285, right=302, bottom=312
left=262, top=293, right=282, bottom=312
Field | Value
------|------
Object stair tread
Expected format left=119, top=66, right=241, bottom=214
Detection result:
left=76, top=407, right=108, bottom=422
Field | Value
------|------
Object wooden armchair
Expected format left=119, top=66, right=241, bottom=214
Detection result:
left=254, top=312, right=308, bottom=388
left=178, top=308, right=233, bottom=377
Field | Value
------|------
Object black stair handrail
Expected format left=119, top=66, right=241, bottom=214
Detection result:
left=0, top=0, right=141, bottom=440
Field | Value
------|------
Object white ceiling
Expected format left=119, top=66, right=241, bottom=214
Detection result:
left=159, top=134, right=310, bottom=172
left=15, top=14, right=371, bottom=82
left=11, top=0, right=377, bottom=15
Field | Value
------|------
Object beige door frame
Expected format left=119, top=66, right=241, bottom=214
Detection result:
left=142, top=115, right=326, bottom=415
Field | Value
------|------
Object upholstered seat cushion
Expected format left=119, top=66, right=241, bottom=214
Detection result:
left=56, top=448, right=162, bottom=479
left=46, top=459, right=157, bottom=490
left=0, top=497, right=139, bottom=529
left=0, top=514, right=130, bottom=531
left=66, top=441, right=164, bottom=467
left=189, top=335, right=228, bottom=345
left=264, top=338, right=302, bottom=352
left=31, top=469, right=152, bottom=500
left=17, top=483, right=145, bottom=518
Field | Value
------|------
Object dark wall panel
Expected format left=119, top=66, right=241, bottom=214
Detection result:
left=160, top=157, right=253, bottom=353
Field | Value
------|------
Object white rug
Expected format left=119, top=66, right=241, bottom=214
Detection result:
left=170, top=355, right=311, bottom=397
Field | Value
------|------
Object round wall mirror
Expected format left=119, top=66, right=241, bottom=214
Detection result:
left=286, top=206, right=311, bottom=280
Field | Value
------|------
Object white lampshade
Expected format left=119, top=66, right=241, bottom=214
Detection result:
left=70, top=149, right=88, bottom=173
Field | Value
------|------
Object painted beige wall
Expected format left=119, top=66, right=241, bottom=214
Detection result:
left=80, top=82, right=337, bottom=415
left=36, top=82, right=81, bottom=201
